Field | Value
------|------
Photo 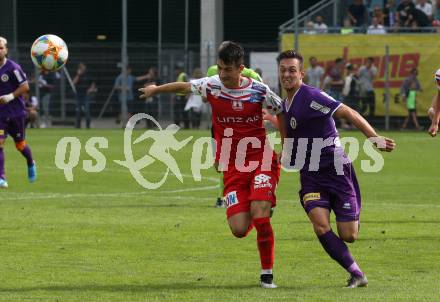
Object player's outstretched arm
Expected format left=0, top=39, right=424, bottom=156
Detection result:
left=139, top=82, right=191, bottom=99
left=428, top=91, right=440, bottom=137
left=334, top=104, right=396, bottom=152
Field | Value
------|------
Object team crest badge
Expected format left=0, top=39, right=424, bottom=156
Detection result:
left=290, top=117, right=297, bottom=129
left=232, top=100, right=244, bottom=111
left=1, top=74, right=9, bottom=82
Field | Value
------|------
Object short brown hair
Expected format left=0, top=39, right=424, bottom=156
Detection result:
left=276, top=50, right=304, bottom=69
left=218, top=41, right=244, bottom=67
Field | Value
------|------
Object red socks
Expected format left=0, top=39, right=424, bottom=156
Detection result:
left=253, top=217, right=274, bottom=270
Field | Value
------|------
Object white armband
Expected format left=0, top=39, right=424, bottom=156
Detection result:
left=1, top=93, right=14, bottom=103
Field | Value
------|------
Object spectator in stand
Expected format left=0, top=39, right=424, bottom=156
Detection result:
left=359, top=57, right=378, bottom=117
left=341, top=17, right=355, bottom=34
left=343, top=63, right=361, bottom=113
left=372, top=5, right=385, bottom=25
left=340, top=63, right=361, bottom=129
left=400, top=68, right=422, bottom=105
left=305, top=56, right=325, bottom=89
left=38, top=70, right=58, bottom=128
left=142, top=67, right=161, bottom=129
left=304, top=21, right=317, bottom=34
left=383, top=0, right=399, bottom=28
left=397, top=0, right=416, bottom=27
left=435, top=0, right=440, bottom=21
left=23, top=91, right=39, bottom=128
left=416, top=0, right=433, bottom=21
left=73, top=62, right=97, bottom=129
left=367, top=16, right=387, bottom=34
left=348, top=0, right=368, bottom=28
left=314, top=15, right=328, bottom=33
left=328, top=58, right=345, bottom=103
left=434, top=1, right=440, bottom=31
left=184, top=68, right=204, bottom=129
left=401, top=81, right=422, bottom=130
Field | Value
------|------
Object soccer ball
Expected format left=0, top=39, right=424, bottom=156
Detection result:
left=30, top=34, right=68, bottom=71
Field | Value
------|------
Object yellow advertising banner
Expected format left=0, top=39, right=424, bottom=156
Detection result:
left=281, top=34, right=440, bottom=116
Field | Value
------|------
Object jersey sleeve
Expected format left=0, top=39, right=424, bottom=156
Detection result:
left=312, top=90, right=342, bottom=116
left=264, top=87, right=284, bottom=115
left=436, top=69, right=440, bottom=90
left=12, top=65, right=27, bottom=86
left=190, top=76, right=210, bottom=98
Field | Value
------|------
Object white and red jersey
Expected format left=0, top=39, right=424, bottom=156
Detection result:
left=191, top=75, right=283, bottom=168
left=436, top=68, right=440, bottom=90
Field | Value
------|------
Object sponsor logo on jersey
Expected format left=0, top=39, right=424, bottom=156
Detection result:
left=254, top=174, right=272, bottom=189
left=217, top=115, right=261, bottom=123
left=210, top=84, right=221, bottom=97
left=224, top=191, right=238, bottom=208
left=0, top=130, right=4, bottom=135
left=232, top=100, right=244, bottom=111
left=310, top=101, right=331, bottom=114
left=303, top=192, right=321, bottom=203
left=249, top=92, right=264, bottom=103
left=1, top=74, right=9, bottom=82
left=290, top=117, right=297, bottom=129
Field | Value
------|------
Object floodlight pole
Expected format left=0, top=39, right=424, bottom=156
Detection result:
left=384, top=45, right=390, bottom=131
left=157, top=0, right=163, bottom=120
left=184, top=0, right=189, bottom=73
left=294, top=0, right=299, bottom=51
left=121, top=0, right=128, bottom=125
left=12, top=0, right=18, bottom=59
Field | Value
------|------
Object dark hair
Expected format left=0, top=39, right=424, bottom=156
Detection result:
left=276, top=50, right=304, bottom=69
left=218, top=41, right=244, bottom=66
left=367, top=57, right=374, bottom=63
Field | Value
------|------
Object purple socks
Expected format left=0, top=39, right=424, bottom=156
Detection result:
left=318, top=230, right=363, bottom=277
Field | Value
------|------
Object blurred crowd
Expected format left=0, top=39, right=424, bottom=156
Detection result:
left=305, top=55, right=424, bottom=130
left=303, top=0, right=440, bottom=34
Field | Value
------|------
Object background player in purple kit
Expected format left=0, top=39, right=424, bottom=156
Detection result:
left=0, top=37, right=37, bottom=188
left=277, top=50, right=395, bottom=288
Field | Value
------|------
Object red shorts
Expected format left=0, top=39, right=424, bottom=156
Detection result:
left=223, top=155, right=280, bottom=218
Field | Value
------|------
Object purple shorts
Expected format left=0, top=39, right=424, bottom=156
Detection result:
left=299, top=163, right=361, bottom=222
left=0, top=115, right=26, bottom=142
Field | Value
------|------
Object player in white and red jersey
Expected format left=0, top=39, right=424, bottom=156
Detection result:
left=428, top=68, right=440, bottom=137
left=139, top=41, right=286, bottom=288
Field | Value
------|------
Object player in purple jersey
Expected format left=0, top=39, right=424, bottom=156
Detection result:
left=0, top=37, right=37, bottom=188
left=277, top=50, right=395, bottom=288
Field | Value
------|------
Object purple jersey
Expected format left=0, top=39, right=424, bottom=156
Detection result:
left=283, top=84, right=347, bottom=171
left=0, top=59, right=27, bottom=118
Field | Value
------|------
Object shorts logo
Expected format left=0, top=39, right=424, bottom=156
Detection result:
left=290, top=117, right=297, bottom=129
left=343, top=202, right=351, bottom=209
left=254, top=173, right=272, bottom=189
left=224, top=191, right=238, bottom=208
left=232, top=100, right=244, bottom=111
left=303, top=192, right=321, bottom=204
left=1, top=74, right=9, bottom=82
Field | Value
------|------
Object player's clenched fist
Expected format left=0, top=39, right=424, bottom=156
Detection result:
left=139, top=85, right=157, bottom=99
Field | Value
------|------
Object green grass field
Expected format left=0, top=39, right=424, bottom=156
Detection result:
left=0, top=128, right=439, bottom=301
